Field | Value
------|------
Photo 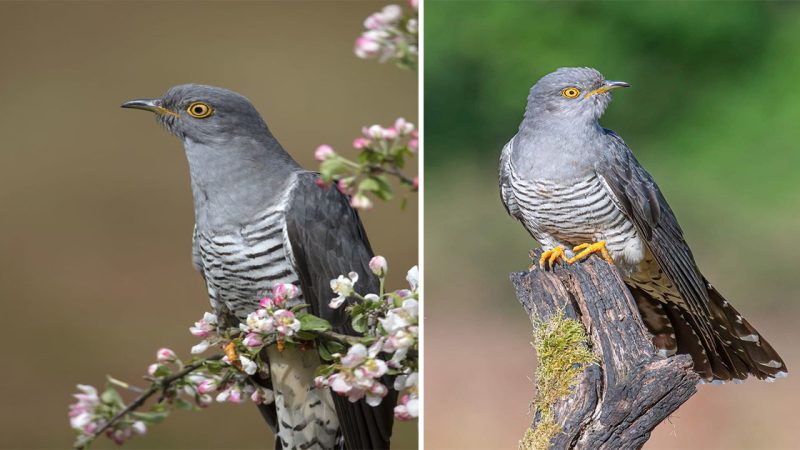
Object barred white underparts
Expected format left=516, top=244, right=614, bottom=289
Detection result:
left=194, top=175, right=339, bottom=450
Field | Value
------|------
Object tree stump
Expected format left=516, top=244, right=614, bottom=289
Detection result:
left=511, top=251, right=700, bottom=450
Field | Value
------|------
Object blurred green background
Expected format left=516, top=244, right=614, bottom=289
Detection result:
left=425, top=1, right=800, bottom=449
left=0, top=2, right=416, bottom=449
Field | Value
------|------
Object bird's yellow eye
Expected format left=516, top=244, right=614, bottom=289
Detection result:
left=561, top=87, right=581, bottom=99
left=186, top=102, right=213, bottom=118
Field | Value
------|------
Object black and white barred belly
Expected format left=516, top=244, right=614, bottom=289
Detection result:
left=507, top=163, right=645, bottom=273
left=196, top=207, right=301, bottom=321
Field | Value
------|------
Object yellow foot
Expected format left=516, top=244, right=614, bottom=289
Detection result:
left=530, top=246, right=568, bottom=270
left=567, top=241, right=614, bottom=265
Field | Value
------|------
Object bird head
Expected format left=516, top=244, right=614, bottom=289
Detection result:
left=121, top=84, right=272, bottom=146
left=526, top=67, right=629, bottom=123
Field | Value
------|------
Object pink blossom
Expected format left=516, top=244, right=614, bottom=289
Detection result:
left=243, top=332, right=263, bottom=348
left=352, top=137, right=370, bottom=149
left=156, top=347, right=177, bottom=363
left=369, top=255, right=388, bottom=277
left=366, top=381, right=389, bottom=406
left=273, top=310, right=301, bottom=337
left=272, top=283, right=300, bottom=301
left=314, top=144, right=336, bottom=161
left=190, top=312, right=217, bottom=337
left=251, top=387, right=275, bottom=405
left=350, top=194, right=373, bottom=210
left=341, top=344, right=368, bottom=368
left=196, top=379, right=217, bottom=395
left=337, top=179, right=352, bottom=195
left=355, top=36, right=381, bottom=59
left=409, top=0, right=419, bottom=10
left=315, top=178, right=329, bottom=189
left=394, top=394, right=419, bottom=420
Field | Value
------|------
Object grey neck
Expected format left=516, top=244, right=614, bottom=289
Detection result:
left=183, top=135, right=302, bottom=231
left=512, top=109, right=605, bottom=180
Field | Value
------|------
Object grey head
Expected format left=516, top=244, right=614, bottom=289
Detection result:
left=122, top=84, right=302, bottom=229
left=513, top=68, right=630, bottom=178
left=524, top=67, right=629, bottom=126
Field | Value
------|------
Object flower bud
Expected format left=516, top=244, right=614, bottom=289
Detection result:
left=314, top=145, right=336, bottom=161
left=369, top=255, right=388, bottom=277
left=156, top=348, right=177, bottom=363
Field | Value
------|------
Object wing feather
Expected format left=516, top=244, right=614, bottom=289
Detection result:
left=285, top=171, right=395, bottom=449
left=597, top=130, right=716, bottom=349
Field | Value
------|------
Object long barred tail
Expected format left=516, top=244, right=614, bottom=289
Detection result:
left=628, top=281, right=787, bottom=382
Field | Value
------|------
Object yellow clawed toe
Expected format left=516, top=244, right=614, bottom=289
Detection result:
left=534, top=246, right=568, bottom=270
left=567, top=241, right=614, bottom=265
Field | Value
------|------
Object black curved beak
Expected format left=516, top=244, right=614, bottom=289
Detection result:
left=604, top=80, right=631, bottom=89
left=121, top=99, right=178, bottom=117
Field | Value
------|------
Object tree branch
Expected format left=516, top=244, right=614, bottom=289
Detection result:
left=511, top=252, right=700, bottom=450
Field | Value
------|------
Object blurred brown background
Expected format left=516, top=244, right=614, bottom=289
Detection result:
left=0, top=2, right=417, bottom=449
left=425, top=1, right=800, bottom=449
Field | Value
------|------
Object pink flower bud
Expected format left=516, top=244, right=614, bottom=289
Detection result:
left=352, top=137, right=370, bottom=149
left=314, top=145, right=335, bottom=161
left=273, top=283, right=300, bottom=301
left=369, top=255, right=388, bottom=276
left=147, top=363, right=160, bottom=376
left=243, top=333, right=262, bottom=348
left=382, top=127, right=398, bottom=140
left=355, top=36, right=382, bottom=59
left=156, top=348, right=177, bottom=363
left=196, top=379, right=216, bottom=395
left=350, top=194, right=373, bottom=210
left=315, top=178, right=330, bottom=189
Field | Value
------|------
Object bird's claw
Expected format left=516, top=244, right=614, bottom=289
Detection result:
left=530, top=246, right=568, bottom=271
left=567, top=241, right=614, bottom=265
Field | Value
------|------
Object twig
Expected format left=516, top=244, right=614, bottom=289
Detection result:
left=366, top=164, right=416, bottom=187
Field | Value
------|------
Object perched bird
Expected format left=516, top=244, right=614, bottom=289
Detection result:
left=499, top=67, right=787, bottom=382
left=122, top=84, right=394, bottom=449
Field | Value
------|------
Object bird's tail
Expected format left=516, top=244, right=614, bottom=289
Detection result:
left=629, top=282, right=787, bottom=382
left=703, top=279, right=787, bottom=381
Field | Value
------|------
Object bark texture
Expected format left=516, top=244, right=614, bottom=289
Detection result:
left=511, top=251, right=700, bottom=450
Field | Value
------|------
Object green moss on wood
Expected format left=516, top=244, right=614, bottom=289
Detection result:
left=519, top=311, right=597, bottom=450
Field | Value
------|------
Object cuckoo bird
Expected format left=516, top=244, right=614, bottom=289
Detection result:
left=123, top=84, right=394, bottom=449
left=499, top=67, right=787, bottom=382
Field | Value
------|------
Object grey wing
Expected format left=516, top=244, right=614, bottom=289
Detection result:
left=285, top=172, right=395, bottom=450
left=597, top=130, right=716, bottom=345
left=499, top=135, right=520, bottom=217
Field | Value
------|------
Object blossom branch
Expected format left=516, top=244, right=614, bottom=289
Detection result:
left=74, top=354, right=223, bottom=450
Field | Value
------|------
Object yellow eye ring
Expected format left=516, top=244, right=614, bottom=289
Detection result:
left=561, top=87, right=581, bottom=99
left=186, top=102, right=213, bottom=118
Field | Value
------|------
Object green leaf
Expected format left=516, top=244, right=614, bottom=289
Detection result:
left=100, top=387, right=124, bottom=407
left=132, top=410, right=169, bottom=424
left=358, top=178, right=381, bottom=192
left=352, top=314, right=368, bottom=333
left=325, top=340, right=346, bottom=355
left=314, top=364, right=335, bottom=378
left=318, top=342, right=333, bottom=362
left=175, top=398, right=194, bottom=411
left=294, top=330, right=316, bottom=341
left=320, top=158, right=348, bottom=178
left=299, top=314, right=332, bottom=332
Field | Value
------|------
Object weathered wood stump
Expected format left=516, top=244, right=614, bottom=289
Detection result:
left=511, top=251, right=700, bottom=450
